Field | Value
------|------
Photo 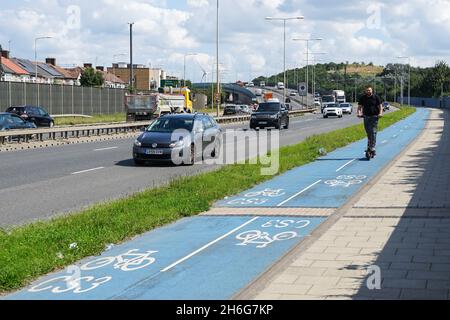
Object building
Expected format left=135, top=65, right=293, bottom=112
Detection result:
left=0, top=50, right=30, bottom=82
left=107, top=64, right=166, bottom=91
left=95, top=66, right=126, bottom=89
left=45, top=58, right=80, bottom=86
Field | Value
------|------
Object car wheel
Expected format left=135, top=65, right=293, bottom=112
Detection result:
left=275, top=119, right=281, bottom=130
left=284, top=119, right=290, bottom=129
left=323, top=115, right=328, bottom=118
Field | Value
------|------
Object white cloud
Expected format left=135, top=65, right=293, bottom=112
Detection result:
left=0, top=0, right=449, bottom=82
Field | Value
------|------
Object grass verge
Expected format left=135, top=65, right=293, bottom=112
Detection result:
left=54, top=113, right=126, bottom=126
left=0, top=106, right=416, bottom=293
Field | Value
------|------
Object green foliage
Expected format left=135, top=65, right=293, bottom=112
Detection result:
left=80, top=67, right=104, bottom=87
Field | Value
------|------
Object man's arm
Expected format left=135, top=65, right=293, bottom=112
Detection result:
left=357, top=97, right=363, bottom=117
left=378, top=97, right=383, bottom=117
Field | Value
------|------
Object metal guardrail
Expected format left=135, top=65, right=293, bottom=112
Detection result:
left=0, top=109, right=316, bottom=145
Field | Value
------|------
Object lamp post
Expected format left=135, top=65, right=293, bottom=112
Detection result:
left=34, top=36, right=53, bottom=81
left=397, top=56, right=411, bottom=106
left=183, top=53, right=198, bottom=87
left=128, top=22, right=135, bottom=90
left=266, top=16, right=304, bottom=104
left=293, top=37, right=322, bottom=107
left=308, top=52, right=327, bottom=102
left=216, top=0, right=220, bottom=117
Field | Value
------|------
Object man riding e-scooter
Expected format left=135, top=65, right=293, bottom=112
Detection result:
left=357, top=86, right=383, bottom=160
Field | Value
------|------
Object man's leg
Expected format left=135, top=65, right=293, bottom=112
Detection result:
left=364, top=117, right=372, bottom=150
left=369, top=116, right=379, bottom=151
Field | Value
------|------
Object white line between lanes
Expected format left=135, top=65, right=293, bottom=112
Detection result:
left=71, top=167, right=105, bottom=175
left=336, top=159, right=356, bottom=172
left=277, top=180, right=322, bottom=207
left=161, top=216, right=259, bottom=273
left=94, top=147, right=118, bottom=152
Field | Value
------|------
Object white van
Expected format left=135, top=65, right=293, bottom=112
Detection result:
left=277, top=82, right=285, bottom=90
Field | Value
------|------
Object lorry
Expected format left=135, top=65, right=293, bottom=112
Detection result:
left=332, top=90, right=346, bottom=104
left=277, top=82, right=285, bottom=90
left=320, top=94, right=336, bottom=113
left=125, top=87, right=193, bottom=122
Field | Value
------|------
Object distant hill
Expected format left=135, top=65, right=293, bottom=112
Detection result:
left=345, top=64, right=384, bottom=76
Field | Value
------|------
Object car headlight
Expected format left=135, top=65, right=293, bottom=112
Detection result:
left=270, top=114, right=278, bottom=119
left=169, top=140, right=184, bottom=148
left=134, top=139, right=142, bottom=147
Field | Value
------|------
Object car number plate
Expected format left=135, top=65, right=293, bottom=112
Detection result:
left=146, top=149, right=163, bottom=155
left=259, top=121, right=268, bottom=125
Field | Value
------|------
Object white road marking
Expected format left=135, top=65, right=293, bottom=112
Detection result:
left=160, top=216, right=259, bottom=273
left=94, top=147, right=118, bottom=152
left=71, top=167, right=105, bottom=175
left=277, top=180, right=322, bottom=207
left=336, top=159, right=356, bottom=172
left=381, top=140, right=388, bottom=144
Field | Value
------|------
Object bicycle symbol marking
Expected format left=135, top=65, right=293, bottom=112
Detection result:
left=261, top=219, right=311, bottom=229
left=29, top=275, right=112, bottom=294
left=245, top=189, right=286, bottom=198
left=81, top=249, right=158, bottom=272
left=325, top=175, right=367, bottom=188
left=227, top=198, right=268, bottom=205
left=236, top=230, right=298, bottom=249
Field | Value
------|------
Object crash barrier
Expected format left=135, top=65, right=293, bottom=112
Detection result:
left=0, top=109, right=316, bottom=145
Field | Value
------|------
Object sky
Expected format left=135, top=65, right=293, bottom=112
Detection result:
left=1, top=0, right=449, bottom=83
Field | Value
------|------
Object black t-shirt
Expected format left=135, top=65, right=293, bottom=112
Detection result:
left=358, top=94, right=382, bottom=116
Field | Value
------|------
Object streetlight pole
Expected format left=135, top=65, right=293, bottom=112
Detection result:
left=397, top=56, right=411, bottom=105
left=293, top=37, right=322, bottom=107
left=34, top=36, right=52, bottom=106
left=34, top=36, right=53, bottom=82
left=266, top=16, right=304, bottom=105
left=128, top=22, right=135, bottom=91
left=184, top=53, right=198, bottom=87
left=216, top=0, right=220, bottom=116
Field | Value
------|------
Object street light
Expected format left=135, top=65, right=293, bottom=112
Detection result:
left=34, top=36, right=53, bottom=81
left=308, top=52, right=327, bottom=100
left=293, top=37, right=323, bottom=106
left=266, top=16, right=304, bottom=104
left=183, top=53, right=198, bottom=87
left=397, top=56, right=411, bottom=106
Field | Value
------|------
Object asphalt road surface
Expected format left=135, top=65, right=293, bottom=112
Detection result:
left=0, top=111, right=383, bottom=227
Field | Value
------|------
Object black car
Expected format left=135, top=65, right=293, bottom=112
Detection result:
left=250, top=102, right=289, bottom=130
left=133, top=113, right=222, bottom=165
left=223, top=104, right=246, bottom=116
left=0, top=113, right=38, bottom=139
left=6, top=106, right=55, bottom=128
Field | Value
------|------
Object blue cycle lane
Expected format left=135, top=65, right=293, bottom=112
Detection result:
left=5, top=108, right=428, bottom=300
left=218, top=108, right=428, bottom=209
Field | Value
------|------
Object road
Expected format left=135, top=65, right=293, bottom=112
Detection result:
left=0, top=112, right=377, bottom=227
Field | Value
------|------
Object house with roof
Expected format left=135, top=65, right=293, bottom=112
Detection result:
left=95, top=66, right=126, bottom=89
left=45, top=58, right=80, bottom=86
left=11, top=58, right=52, bottom=83
left=0, top=50, right=30, bottom=82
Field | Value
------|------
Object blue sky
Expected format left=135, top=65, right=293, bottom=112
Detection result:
left=1, top=0, right=449, bottom=83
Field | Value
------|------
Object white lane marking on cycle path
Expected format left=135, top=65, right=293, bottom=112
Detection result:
left=71, top=167, right=104, bottom=175
left=276, top=180, right=322, bottom=207
left=336, top=159, right=356, bottom=172
left=160, top=216, right=259, bottom=272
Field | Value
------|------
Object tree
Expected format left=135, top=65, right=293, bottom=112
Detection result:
left=432, top=60, right=449, bottom=98
left=80, top=67, right=104, bottom=87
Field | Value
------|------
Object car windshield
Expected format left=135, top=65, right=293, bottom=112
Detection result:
left=322, top=96, right=334, bottom=102
left=257, top=103, right=281, bottom=112
left=327, top=104, right=339, bottom=108
left=146, top=118, right=194, bottom=132
left=340, top=104, right=350, bottom=107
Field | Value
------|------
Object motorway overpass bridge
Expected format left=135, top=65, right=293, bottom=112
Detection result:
left=193, top=83, right=257, bottom=105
